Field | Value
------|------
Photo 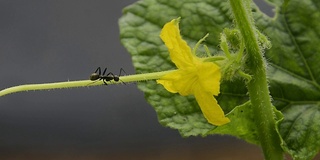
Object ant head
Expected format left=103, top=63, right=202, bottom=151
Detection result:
left=113, top=76, right=120, bottom=82
left=90, top=73, right=100, bottom=81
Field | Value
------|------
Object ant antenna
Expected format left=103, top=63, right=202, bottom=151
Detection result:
left=116, top=68, right=127, bottom=84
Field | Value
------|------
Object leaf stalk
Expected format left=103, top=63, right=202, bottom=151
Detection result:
left=229, top=0, right=283, bottom=159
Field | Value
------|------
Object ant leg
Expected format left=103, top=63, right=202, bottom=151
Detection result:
left=106, top=72, right=115, bottom=78
left=102, top=79, right=109, bottom=85
left=102, top=67, right=108, bottom=76
left=119, top=68, right=127, bottom=76
left=94, top=67, right=101, bottom=75
left=118, top=68, right=127, bottom=85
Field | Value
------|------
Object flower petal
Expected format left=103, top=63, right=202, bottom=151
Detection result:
left=160, top=18, right=196, bottom=68
left=194, top=88, right=230, bottom=126
left=157, top=69, right=196, bottom=95
left=158, top=18, right=228, bottom=126
left=196, top=62, right=221, bottom=95
left=156, top=70, right=180, bottom=93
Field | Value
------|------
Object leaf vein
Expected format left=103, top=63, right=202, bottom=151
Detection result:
left=282, top=105, right=315, bottom=143
left=282, top=11, right=317, bottom=84
left=269, top=63, right=316, bottom=86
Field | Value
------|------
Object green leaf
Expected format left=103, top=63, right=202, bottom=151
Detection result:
left=120, top=0, right=251, bottom=137
left=119, top=0, right=243, bottom=138
left=256, top=0, right=320, bottom=159
left=119, top=0, right=320, bottom=159
left=210, top=101, right=283, bottom=146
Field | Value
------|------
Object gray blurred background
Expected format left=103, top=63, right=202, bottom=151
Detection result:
left=0, top=1, right=274, bottom=159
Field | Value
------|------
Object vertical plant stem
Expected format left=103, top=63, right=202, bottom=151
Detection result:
left=229, top=0, right=283, bottom=159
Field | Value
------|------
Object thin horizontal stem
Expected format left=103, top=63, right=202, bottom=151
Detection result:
left=0, top=70, right=175, bottom=97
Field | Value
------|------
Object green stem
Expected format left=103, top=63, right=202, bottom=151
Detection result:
left=0, top=70, right=175, bottom=97
left=229, top=0, right=283, bottom=159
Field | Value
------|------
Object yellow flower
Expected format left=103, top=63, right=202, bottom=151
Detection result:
left=157, top=18, right=230, bottom=126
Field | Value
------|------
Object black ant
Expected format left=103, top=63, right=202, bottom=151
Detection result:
left=90, top=67, right=126, bottom=85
